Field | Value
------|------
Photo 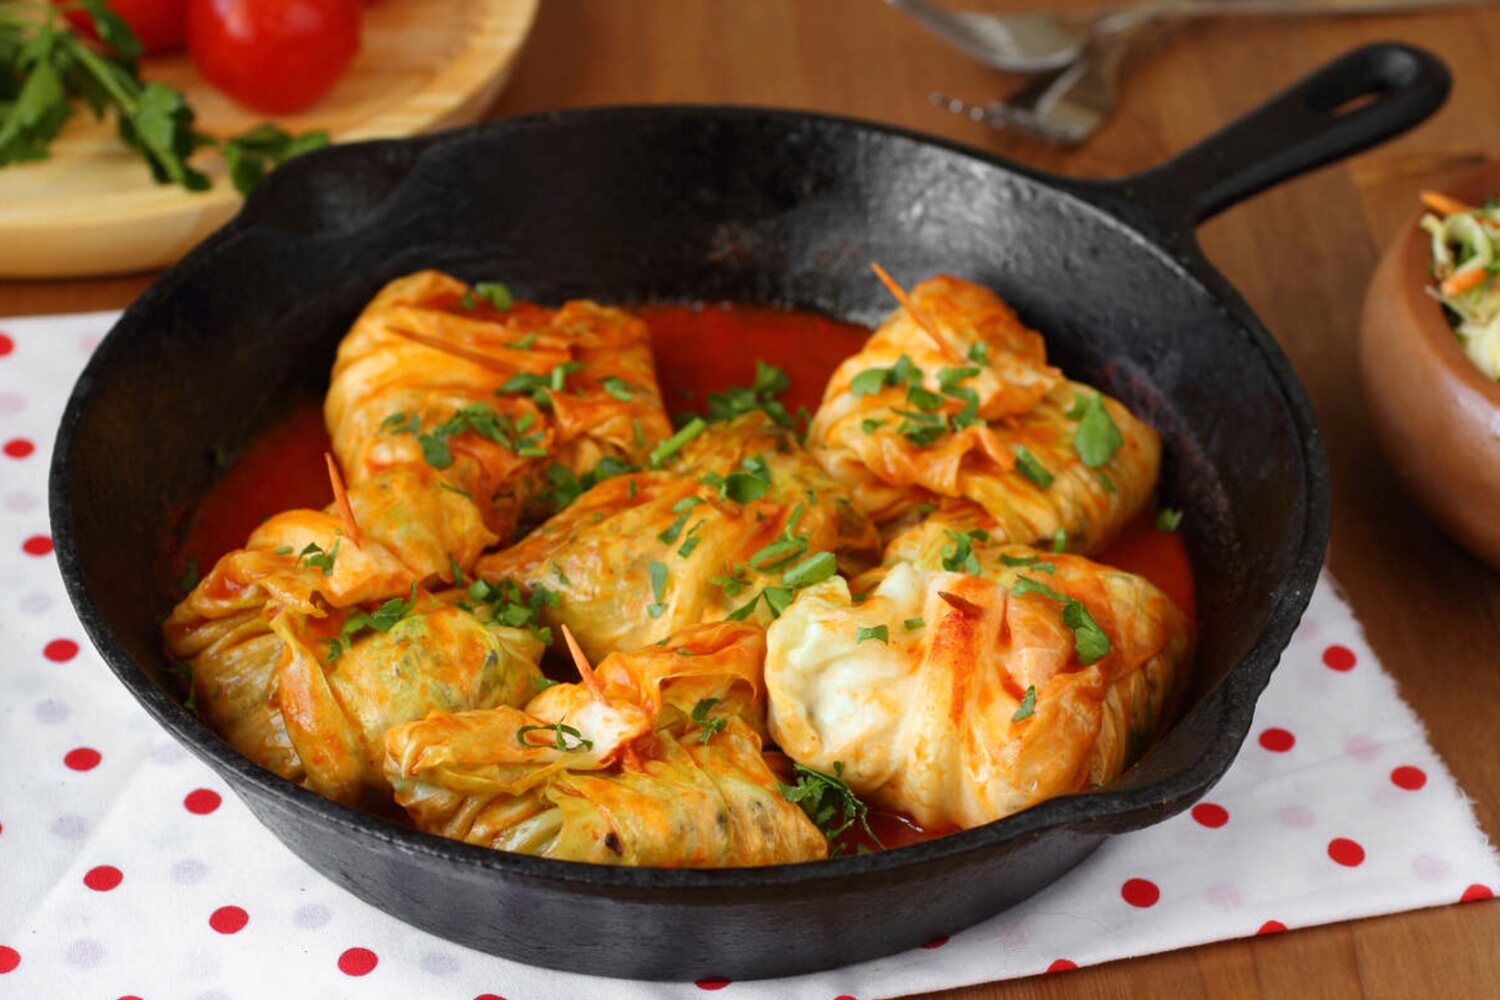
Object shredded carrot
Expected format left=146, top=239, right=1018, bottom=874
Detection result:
left=1421, top=190, right=1474, bottom=217
left=1441, top=267, right=1489, bottom=296
left=324, top=452, right=362, bottom=548
left=870, top=262, right=956, bottom=359
left=937, top=590, right=983, bottom=616
left=560, top=624, right=604, bottom=699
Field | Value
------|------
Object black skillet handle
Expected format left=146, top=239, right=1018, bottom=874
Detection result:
left=1123, top=43, right=1449, bottom=230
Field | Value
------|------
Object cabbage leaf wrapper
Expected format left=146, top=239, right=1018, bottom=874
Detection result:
left=325, top=270, right=675, bottom=541
left=384, top=621, right=828, bottom=866
left=476, top=414, right=879, bottom=662
left=164, top=479, right=542, bottom=810
left=808, top=275, right=1159, bottom=554
left=765, top=545, right=1191, bottom=831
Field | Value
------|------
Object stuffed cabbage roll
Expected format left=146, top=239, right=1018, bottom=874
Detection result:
left=764, top=542, right=1191, bottom=831
left=475, top=413, right=880, bottom=662
left=325, top=270, right=675, bottom=541
left=384, top=622, right=827, bottom=866
left=808, top=275, right=1159, bottom=553
left=164, top=483, right=543, bottom=809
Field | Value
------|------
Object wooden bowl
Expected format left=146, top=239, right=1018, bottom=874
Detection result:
left=1359, top=162, right=1500, bottom=569
left=0, top=0, right=538, bottom=279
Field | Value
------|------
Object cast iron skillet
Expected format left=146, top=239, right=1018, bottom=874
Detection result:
left=51, top=43, right=1446, bottom=981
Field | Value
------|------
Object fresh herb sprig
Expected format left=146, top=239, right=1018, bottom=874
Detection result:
left=778, top=760, right=882, bottom=852
left=325, top=582, right=419, bottom=662
left=690, top=697, right=727, bottom=744
left=0, top=2, right=328, bottom=193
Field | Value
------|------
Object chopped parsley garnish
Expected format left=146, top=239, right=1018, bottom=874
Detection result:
left=1156, top=507, right=1184, bottom=531
left=1068, top=392, right=1124, bottom=468
left=439, top=482, right=472, bottom=498
left=1014, top=446, right=1054, bottom=488
left=552, top=562, right=569, bottom=586
left=517, top=719, right=593, bottom=752
left=778, top=761, right=882, bottom=850
left=296, top=540, right=339, bottom=577
left=691, top=698, right=727, bottom=744
left=647, top=560, right=669, bottom=618
left=861, top=418, right=885, bottom=433
left=600, top=376, right=635, bottom=401
left=496, top=361, right=585, bottom=408
left=903, top=617, right=925, bottom=630
left=677, top=524, right=705, bottom=558
left=856, top=625, right=889, bottom=644
left=658, top=499, right=702, bottom=544
left=937, top=365, right=981, bottom=393
left=648, top=417, right=706, bottom=468
left=449, top=553, right=465, bottom=587
left=474, top=282, right=513, bottom=311
left=512, top=332, right=537, bottom=350
left=712, top=570, right=751, bottom=597
left=968, top=341, right=989, bottom=364
left=460, top=290, right=477, bottom=310
left=705, top=361, right=797, bottom=431
left=1097, top=472, right=1117, bottom=494
left=1012, top=685, right=1037, bottom=721
left=780, top=551, right=837, bottom=590
left=326, top=582, right=419, bottom=661
left=748, top=503, right=809, bottom=571
left=941, top=529, right=987, bottom=574
left=1064, top=602, right=1111, bottom=664
left=467, top=577, right=557, bottom=645
left=905, top=384, right=944, bottom=411
left=533, top=675, right=559, bottom=693
left=1000, top=553, right=1055, bottom=573
left=894, top=408, right=949, bottom=447
left=1052, top=528, right=1067, bottom=553
left=539, top=456, right=637, bottom=513
left=1010, top=576, right=1111, bottom=664
left=851, top=354, right=923, bottom=398
left=389, top=403, right=545, bottom=469
left=273, top=545, right=294, bottom=556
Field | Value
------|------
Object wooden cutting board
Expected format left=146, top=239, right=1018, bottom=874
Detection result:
left=0, top=0, right=539, bottom=279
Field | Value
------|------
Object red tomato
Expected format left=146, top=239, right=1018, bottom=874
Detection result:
left=186, top=0, right=361, bottom=115
left=57, top=0, right=190, bottom=54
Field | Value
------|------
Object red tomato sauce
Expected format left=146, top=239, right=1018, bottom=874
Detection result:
left=174, top=300, right=1196, bottom=854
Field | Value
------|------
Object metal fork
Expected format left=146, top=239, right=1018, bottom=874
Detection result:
left=930, top=16, right=1153, bottom=143
left=889, top=0, right=1496, bottom=74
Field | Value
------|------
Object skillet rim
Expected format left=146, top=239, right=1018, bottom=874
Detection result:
left=49, top=102, right=1330, bottom=892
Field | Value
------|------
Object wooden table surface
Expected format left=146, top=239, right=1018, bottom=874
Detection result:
left=3, top=2, right=1497, bottom=996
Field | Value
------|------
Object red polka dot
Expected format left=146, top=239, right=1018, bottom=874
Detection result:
left=1121, top=877, right=1161, bottom=907
left=83, top=865, right=122, bottom=891
left=834, top=995, right=858, bottom=1000
left=1256, top=920, right=1287, bottom=935
left=117, top=996, right=143, bottom=1000
left=1258, top=727, right=1295, bottom=752
left=1327, top=838, right=1365, bottom=867
left=1460, top=884, right=1493, bottom=903
left=0, top=946, right=17, bottom=973
left=474, top=995, right=507, bottom=1000
left=0, top=333, right=13, bottom=357
left=44, top=639, right=79, bottom=662
left=209, top=905, right=248, bottom=934
left=1322, top=645, right=1356, bottom=671
left=3, top=438, right=33, bottom=459
left=338, top=947, right=378, bottom=976
left=921, top=935, right=949, bottom=949
left=184, top=789, right=222, bottom=815
left=1047, top=958, right=1078, bottom=972
left=694, top=978, right=731, bottom=991
left=1390, top=766, right=1427, bottom=791
left=21, top=534, right=52, bottom=556
left=64, top=747, right=101, bottom=771
left=1191, top=802, right=1229, bottom=828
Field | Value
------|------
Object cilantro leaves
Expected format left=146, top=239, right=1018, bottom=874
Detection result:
left=1068, top=392, right=1124, bottom=468
left=325, top=582, right=418, bottom=662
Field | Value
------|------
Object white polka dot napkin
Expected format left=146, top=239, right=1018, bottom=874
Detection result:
left=1, top=311, right=1495, bottom=1000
